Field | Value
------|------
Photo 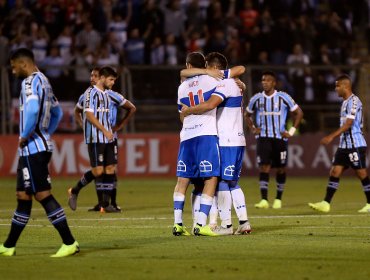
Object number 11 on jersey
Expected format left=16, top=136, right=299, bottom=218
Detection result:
left=188, top=90, right=204, bottom=106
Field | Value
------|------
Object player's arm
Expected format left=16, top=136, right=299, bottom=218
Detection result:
left=180, top=68, right=224, bottom=80
left=85, top=111, right=113, bottom=140
left=226, top=65, right=246, bottom=78
left=19, top=96, right=40, bottom=148
left=181, top=95, right=223, bottom=117
left=244, top=110, right=261, bottom=135
left=321, top=118, right=353, bottom=145
left=113, top=100, right=136, bottom=132
left=281, top=106, right=304, bottom=138
left=48, top=103, right=63, bottom=135
left=74, top=106, right=83, bottom=128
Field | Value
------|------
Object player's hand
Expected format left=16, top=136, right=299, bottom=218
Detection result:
left=281, top=131, right=291, bottom=138
left=320, top=135, right=333, bottom=145
left=180, top=103, right=190, bottom=117
left=19, top=137, right=28, bottom=148
left=112, top=125, right=121, bottom=133
left=234, top=78, right=246, bottom=92
left=206, top=69, right=224, bottom=80
left=104, top=130, right=114, bottom=141
left=251, top=126, right=261, bottom=135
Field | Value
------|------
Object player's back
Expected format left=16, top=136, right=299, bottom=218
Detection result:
left=216, top=78, right=246, bottom=147
left=178, top=75, right=220, bottom=142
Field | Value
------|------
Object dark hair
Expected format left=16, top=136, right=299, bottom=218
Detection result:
left=10, top=48, right=35, bottom=62
left=262, top=70, right=276, bottom=80
left=205, top=52, right=228, bottom=70
left=91, top=66, right=100, bottom=72
left=99, top=66, right=117, bottom=78
left=186, top=52, right=205, bottom=68
left=335, top=74, right=351, bottom=83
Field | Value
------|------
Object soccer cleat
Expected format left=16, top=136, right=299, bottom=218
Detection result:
left=88, top=204, right=100, bottom=212
left=272, top=199, right=282, bottom=209
left=213, top=226, right=233, bottom=235
left=308, top=201, right=330, bottom=213
left=103, top=205, right=121, bottom=213
left=358, top=203, right=370, bottom=213
left=254, top=199, right=269, bottom=209
left=234, top=221, right=252, bottom=235
left=51, top=241, right=80, bottom=257
left=193, top=225, right=219, bottom=236
left=67, top=188, right=78, bottom=211
left=172, top=224, right=191, bottom=236
left=112, top=204, right=122, bottom=212
left=0, top=244, right=16, bottom=256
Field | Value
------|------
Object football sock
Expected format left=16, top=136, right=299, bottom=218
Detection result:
left=324, top=176, right=339, bottom=203
left=102, top=174, right=115, bottom=207
left=40, top=195, right=75, bottom=245
left=95, top=175, right=106, bottom=207
left=191, top=189, right=202, bottom=227
left=259, top=172, right=269, bottom=200
left=361, top=177, right=370, bottom=203
left=217, top=181, right=232, bottom=227
left=174, top=192, right=185, bottom=225
left=111, top=173, right=118, bottom=205
left=208, top=195, right=218, bottom=225
left=72, top=170, right=95, bottom=194
left=197, top=194, right=213, bottom=226
left=276, top=173, right=286, bottom=200
left=4, top=199, right=32, bottom=248
left=230, top=183, right=249, bottom=222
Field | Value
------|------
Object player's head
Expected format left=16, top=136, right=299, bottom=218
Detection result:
left=10, top=48, right=35, bottom=78
left=261, top=70, right=277, bottom=93
left=335, top=74, right=352, bottom=97
left=98, top=66, right=118, bottom=90
left=186, top=52, right=205, bottom=69
left=90, top=67, right=100, bottom=86
left=205, top=52, right=228, bottom=70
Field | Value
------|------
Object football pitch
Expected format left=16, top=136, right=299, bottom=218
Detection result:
left=0, top=176, right=369, bottom=280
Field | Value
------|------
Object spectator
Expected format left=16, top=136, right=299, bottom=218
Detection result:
left=75, top=21, right=101, bottom=53
left=124, top=28, right=145, bottom=65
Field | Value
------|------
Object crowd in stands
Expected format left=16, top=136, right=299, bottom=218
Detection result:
left=0, top=0, right=369, bottom=103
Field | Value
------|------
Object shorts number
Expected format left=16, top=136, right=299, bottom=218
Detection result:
left=188, top=90, right=204, bottom=106
left=22, top=167, right=30, bottom=180
left=349, top=152, right=359, bottom=162
left=280, top=151, right=287, bottom=161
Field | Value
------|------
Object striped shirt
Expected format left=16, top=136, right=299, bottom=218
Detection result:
left=83, top=86, right=112, bottom=144
left=246, top=90, right=298, bottom=139
left=339, top=94, right=367, bottom=149
left=19, top=71, right=59, bottom=156
left=77, top=89, right=126, bottom=139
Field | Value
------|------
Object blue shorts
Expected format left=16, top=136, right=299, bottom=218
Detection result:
left=176, top=135, right=220, bottom=178
left=219, top=146, right=245, bottom=181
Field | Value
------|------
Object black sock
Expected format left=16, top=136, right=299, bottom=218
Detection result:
left=103, top=174, right=115, bottom=206
left=4, top=200, right=32, bottom=248
left=361, top=177, right=370, bottom=203
left=72, top=170, right=95, bottom=194
left=324, top=176, right=339, bottom=203
left=40, top=195, right=75, bottom=245
left=95, top=175, right=105, bottom=207
left=111, top=173, right=118, bottom=205
left=276, top=173, right=286, bottom=200
left=239, top=220, right=248, bottom=225
left=259, top=172, right=269, bottom=200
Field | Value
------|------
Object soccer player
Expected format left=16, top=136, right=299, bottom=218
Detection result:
left=309, top=74, right=370, bottom=213
left=181, top=52, right=252, bottom=235
left=173, top=52, right=222, bottom=236
left=0, top=48, right=79, bottom=257
left=245, top=71, right=304, bottom=209
left=68, top=68, right=136, bottom=212
left=69, top=66, right=117, bottom=212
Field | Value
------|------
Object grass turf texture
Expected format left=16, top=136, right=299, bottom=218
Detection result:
left=0, top=177, right=369, bottom=280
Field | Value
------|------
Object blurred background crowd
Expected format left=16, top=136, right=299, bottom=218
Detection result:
left=1, top=0, right=370, bottom=133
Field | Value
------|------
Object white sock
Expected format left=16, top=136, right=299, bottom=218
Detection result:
left=231, top=186, right=248, bottom=221
left=197, top=194, right=213, bottom=226
left=191, top=190, right=201, bottom=228
left=174, top=192, right=185, bottom=225
left=209, top=196, right=218, bottom=225
left=218, top=181, right=232, bottom=227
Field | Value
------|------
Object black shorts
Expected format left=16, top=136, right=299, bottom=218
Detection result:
left=16, top=151, right=52, bottom=195
left=333, top=147, right=367, bottom=170
left=256, top=137, right=288, bottom=168
left=88, top=140, right=117, bottom=167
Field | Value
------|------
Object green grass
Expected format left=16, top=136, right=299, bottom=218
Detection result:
left=0, top=177, right=369, bottom=280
